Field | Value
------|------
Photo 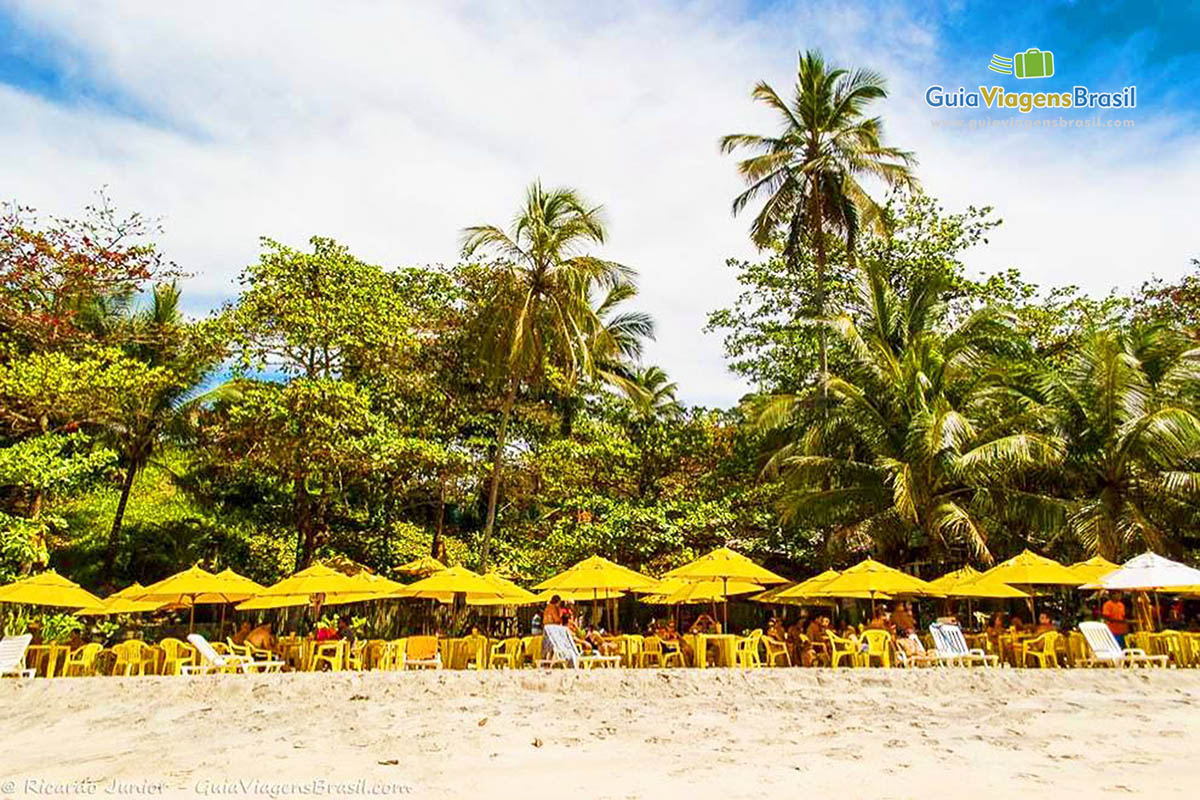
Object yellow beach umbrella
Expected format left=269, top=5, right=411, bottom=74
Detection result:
left=396, top=565, right=509, bottom=601
left=529, top=588, right=627, bottom=604
left=133, top=565, right=265, bottom=630
left=979, top=549, right=1082, bottom=586
left=775, top=569, right=842, bottom=601
left=75, top=583, right=165, bottom=616
left=535, top=555, right=658, bottom=592
left=662, top=547, right=788, bottom=585
left=393, top=556, right=447, bottom=578
left=468, top=573, right=537, bottom=606
left=810, top=559, right=940, bottom=601
left=235, top=563, right=391, bottom=612
left=215, top=568, right=267, bottom=597
left=927, top=566, right=981, bottom=593
left=1069, top=556, right=1120, bottom=584
left=641, top=577, right=763, bottom=605
left=949, top=574, right=1030, bottom=599
left=0, top=570, right=103, bottom=609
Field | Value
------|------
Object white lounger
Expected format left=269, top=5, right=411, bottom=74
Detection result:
left=929, top=623, right=998, bottom=667
left=0, top=634, right=35, bottom=678
left=1078, top=622, right=1168, bottom=668
left=182, top=633, right=284, bottom=674
left=537, top=625, right=620, bottom=669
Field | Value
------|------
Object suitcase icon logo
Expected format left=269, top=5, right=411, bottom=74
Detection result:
left=988, top=48, right=1055, bottom=79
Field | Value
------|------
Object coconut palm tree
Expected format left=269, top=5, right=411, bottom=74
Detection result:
left=624, top=365, right=682, bottom=422
left=760, top=263, right=1065, bottom=563
left=1044, top=325, right=1200, bottom=558
left=461, top=182, right=634, bottom=568
left=720, top=50, right=917, bottom=386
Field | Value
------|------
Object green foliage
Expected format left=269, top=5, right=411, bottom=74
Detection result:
left=0, top=511, right=52, bottom=581
left=39, top=611, right=83, bottom=643
left=2, top=608, right=30, bottom=636
left=0, top=432, right=116, bottom=498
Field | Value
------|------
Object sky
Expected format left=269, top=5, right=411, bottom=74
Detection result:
left=1, top=0, right=1197, bottom=406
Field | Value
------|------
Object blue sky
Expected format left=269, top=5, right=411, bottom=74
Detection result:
left=1, top=1, right=1197, bottom=405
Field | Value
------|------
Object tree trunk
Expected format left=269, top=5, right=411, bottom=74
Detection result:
left=431, top=474, right=447, bottom=560
left=294, top=470, right=316, bottom=571
left=811, top=198, right=828, bottom=396
left=104, top=461, right=139, bottom=580
left=479, top=378, right=518, bottom=570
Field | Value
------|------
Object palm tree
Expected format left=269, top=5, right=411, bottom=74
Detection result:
left=461, top=182, right=634, bottom=568
left=624, top=365, right=682, bottom=422
left=101, top=283, right=225, bottom=579
left=720, top=50, right=917, bottom=386
left=760, top=263, right=1065, bottom=563
left=1044, top=326, right=1200, bottom=558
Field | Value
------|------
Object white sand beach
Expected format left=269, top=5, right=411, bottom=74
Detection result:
left=3, top=669, right=1198, bottom=799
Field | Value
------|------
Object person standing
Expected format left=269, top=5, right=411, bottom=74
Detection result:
left=1102, top=591, right=1130, bottom=647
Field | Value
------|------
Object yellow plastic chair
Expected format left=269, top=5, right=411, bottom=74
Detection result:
left=1020, top=631, right=1060, bottom=668
left=111, top=640, right=152, bottom=676
left=520, top=635, right=542, bottom=668
left=1185, top=633, right=1200, bottom=668
left=159, top=638, right=195, bottom=676
left=860, top=630, right=893, bottom=668
left=826, top=631, right=861, bottom=669
left=639, top=636, right=664, bottom=668
left=387, top=639, right=407, bottom=670
left=61, top=643, right=103, bottom=677
left=346, top=639, right=368, bottom=671
left=489, top=637, right=523, bottom=669
left=310, top=640, right=346, bottom=672
left=404, top=636, right=442, bottom=669
left=762, top=635, right=791, bottom=667
left=735, top=631, right=763, bottom=668
left=463, top=634, right=490, bottom=670
left=1155, top=632, right=1188, bottom=667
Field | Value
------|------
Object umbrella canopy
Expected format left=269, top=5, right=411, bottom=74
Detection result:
left=641, top=577, right=763, bottom=605
left=947, top=574, right=1030, bottom=599
left=235, top=564, right=387, bottom=610
left=1069, top=556, right=1121, bottom=584
left=393, top=556, right=447, bottom=577
left=662, top=547, right=788, bottom=585
left=774, top=569, right=842, bottom=601
left=215, top=568, right=267, bottom=596
left=535, top=555, right=658, bottom=593
left=529, top=588, right=627, bottom=604
left=468, top=573, right=537, bottom=606
left=0, top=571, right=103, bottom=608
left=397, top=565, right=510, bottom=601
left=75, top=583, right=165, bottom=615
left=809, top=559, right=940, bottom=599
left=133, top=565, right=259, bottom=605
left=977, top=549, right=1082, bottom=586
left=1082, top=552, right=1200, bottom=591
left=927, top=566, right=981, bottom=593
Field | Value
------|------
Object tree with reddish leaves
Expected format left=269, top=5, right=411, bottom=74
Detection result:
left=0, top=192, right=177, bottom=353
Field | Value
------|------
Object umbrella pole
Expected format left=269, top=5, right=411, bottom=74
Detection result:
left=219, top=603, right=226, bottom=638
left=723, top=577, right=729, bottom=633
left=188, top=600, right=195, bottom=634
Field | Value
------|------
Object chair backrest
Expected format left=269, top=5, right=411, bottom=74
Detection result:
left=160, top=637, right=188, bottom=658
left=73, top=642, right=103, bottom=663
left=0, top=633, right=33, bottom=670
left=542, top=624, right=580, bottom=667
left=187, top=633, right=228, bottom=667
left=1079, top=622, right=1121, bottom=661
left=405, top=635, right=438, bottom=661
left=861, top=629, right=893, bottom=654
left=642, top=635, right=662, bottom=655
left=113, top=640, right=148, bottom=660
left=930, top=623, right=970, bottom=656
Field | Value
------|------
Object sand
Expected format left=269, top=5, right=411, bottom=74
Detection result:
left=2, top=669, right=1198, bottom=799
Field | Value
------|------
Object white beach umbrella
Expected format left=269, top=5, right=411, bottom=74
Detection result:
left=1082, top=552, right=1200, bottom=591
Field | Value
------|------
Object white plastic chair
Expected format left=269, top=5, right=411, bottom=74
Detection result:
left=537, top=625, right=620, bottom=669
left=0, top=634, right=35, bottom=678
left=182, top=633, right=283, bottom=674
left=929, top=623, right=998, bottom=667
left=1078, top=622, right=1167, bottom=668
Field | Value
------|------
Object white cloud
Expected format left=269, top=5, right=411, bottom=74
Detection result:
left=1, top=1, right=1195, bottom=406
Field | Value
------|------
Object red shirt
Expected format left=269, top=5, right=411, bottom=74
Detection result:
left=1102, top=599, right=1128, bottom=635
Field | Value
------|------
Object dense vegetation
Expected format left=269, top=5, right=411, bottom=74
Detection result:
left=2, top=53, right=1199, bottom=592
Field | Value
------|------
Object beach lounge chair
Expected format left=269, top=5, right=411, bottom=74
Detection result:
left=894, top=634, right=938, bottom=668
left=1077, top=622, right=1167, bottom=668
left=182, top=633, right=283, bottom=675
left=537, top=625, right=620, bottom=669
left=929, top=623, right=998, bottom=667
left=403, top=635, right=442, bottom=670
left=0, top=634, right=35, bottom=678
